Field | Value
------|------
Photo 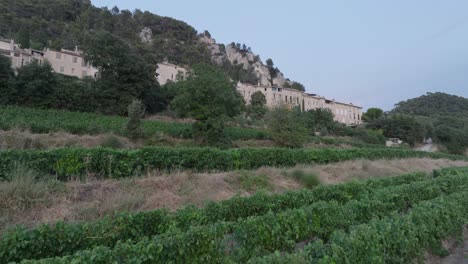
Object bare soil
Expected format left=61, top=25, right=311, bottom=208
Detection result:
left=1, top=158, right=467, bottom=234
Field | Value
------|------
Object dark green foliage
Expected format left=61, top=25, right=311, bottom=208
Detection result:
left=124, top=100, right=145, bottom=139
left=366, top=114, right=425, bottom=146
left=302, top=108, right=335, bottom=133
left=82, top=31, right=156, bottom=115
left=171, top=64, right=244, bottom=146
left=247, top=91, right=267, bottom=119
left=283, top=80, right=305, bottom=91
left=219, top=60, right=259, bottom=85
left=267, top=105, right=309, bottom=148
left=99, top=135, right=126, bottom=149
left=0, top=146, right=463, bottom=181
left=265, top=58, right=279, bottom=85
left=362, top=107, right=384, bottom=122
left=290, top=170, right=321, bottom=188
left=392, top=92, right=468, bottom=118
left=0, top=56, right=14, bottom=105
left=12, top=62, right=58, bottom=108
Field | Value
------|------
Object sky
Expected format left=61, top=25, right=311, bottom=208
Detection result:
left=91, top=0, right=468, bottom=110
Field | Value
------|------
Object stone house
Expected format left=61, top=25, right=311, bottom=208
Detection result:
left=0, top=39, right=98, bottom=79
left=156, top=62, right=188, bottom=85
left=237, top=82, right=362, bottom=125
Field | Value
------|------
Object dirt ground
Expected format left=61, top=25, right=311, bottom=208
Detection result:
left=1, top=158, right=468, bottom=234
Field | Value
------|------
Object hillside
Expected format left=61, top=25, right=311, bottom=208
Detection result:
left=392, top=92, right=468, bottom=118
left=0, top=0, right=297, bottom=87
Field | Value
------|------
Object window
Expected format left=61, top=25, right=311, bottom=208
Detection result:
left=285, top=96, right=288, bottom=102
left=264, top=88, right=267, bottom=92
left=278, top=88, right=282, bottom=92
left=60, top=66, right=64, bottom=73
left=72, top=57, right=78, bottom=63
left=272, top=87, right=277, bottom=92
left=71, top=68, right=75, bottom=74
left=56, top=53, right=61, bottom=59
left=171, top=74, right=174, bottom=80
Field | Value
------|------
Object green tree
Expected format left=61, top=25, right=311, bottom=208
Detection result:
left=82, top=31, right=156, bottom=115
left=303, top=108, right=335, bottom=134
left=366, top=114, right=425, bottom=146
left=0, top=56, right=14, bottom=104
left=267, top=104, right=309, bottom=148
left=124, top=99, right=145, bottom=139
left=247, top=91, right=267, bottom=119
left=17, top=26, right=30, bottom=48
left=362, top=108, right=384, bottom=122
left=170, top=63, right=244, bottom=146
left=13, top=61, right=58, bottom=108
left=266, top=58, right=279, bottom=85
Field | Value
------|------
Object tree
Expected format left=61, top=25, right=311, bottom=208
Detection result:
left=247, top=91, right=267, bottom=119
left=303, top=108, right=335, bottom=133
left=362, top=108, right=384, bottom=122
left=17, top=26, right=30, bottom=49
left=82, top=31, right=156, bottom=115
left=0, top=56, right=14, bottom=104
left=125, top=99, right=145, bottom=139
left=366, top=114, right=425, bottom=146
left=284, top=81, right=305, bottom=91
left=170, top=63, right=244, bottom=146
left=266, top=58, right=279, bottom=85
left=267, top=104, right=309, bottom=148
left=13, top=61, right=58, bottom=108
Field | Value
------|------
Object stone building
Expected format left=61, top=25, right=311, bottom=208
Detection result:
left=156, top=62, right=188, bottom=85
left=237, top=83, right=362, bottom=125
left=0, top=39, right=98, bottom=79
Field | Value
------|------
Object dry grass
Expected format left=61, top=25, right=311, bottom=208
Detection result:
left=1, top=158, right=468, bottom=233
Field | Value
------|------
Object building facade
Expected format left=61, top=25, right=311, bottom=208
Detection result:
left=0, top=39, right=98, bottom=79
left=237, top=83, right=362, bottom=125
left=156, top=62, right=188, bottom=85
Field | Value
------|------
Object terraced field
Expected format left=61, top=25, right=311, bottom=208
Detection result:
left=1, top=167, right=467, bottom=263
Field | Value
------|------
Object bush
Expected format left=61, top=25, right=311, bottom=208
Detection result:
left=266, top=105, right=309, bottom=148
left=290, top=170, right=321, bottom=188
left=124, top=100, right=145, bottom=139
left=100, top=135, right=126, bottom=149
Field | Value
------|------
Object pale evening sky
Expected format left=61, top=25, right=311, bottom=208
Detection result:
left=91, top=0, right=468, bottom=110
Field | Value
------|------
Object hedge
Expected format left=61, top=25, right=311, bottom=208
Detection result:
left=13, top=173, right=468, bottom=263
left=0, top=172, right=429, bottom=263
left=0, top=147, right=465, bottom=180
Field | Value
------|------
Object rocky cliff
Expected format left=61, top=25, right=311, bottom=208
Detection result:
left=199, top=35, right=286, bottom=86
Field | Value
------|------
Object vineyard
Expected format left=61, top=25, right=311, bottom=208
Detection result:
left=0, top=167, right=466, bottom=263
left=0, top=106, right=268, bottom=140
left=0, top=146, right=465, bottom=180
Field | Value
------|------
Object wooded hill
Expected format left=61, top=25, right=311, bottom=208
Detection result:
left=392, top=92, right=468, bottom=119
left=0, top=0, right=295, bottom=87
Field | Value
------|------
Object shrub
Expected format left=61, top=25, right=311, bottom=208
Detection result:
left=124, top=99, right=145, bottom=139
left=290, top=170, right=321, bottom=188
left=266, top=105, right=309, bottom=148
left=100, top=135, right=126, bottom=149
